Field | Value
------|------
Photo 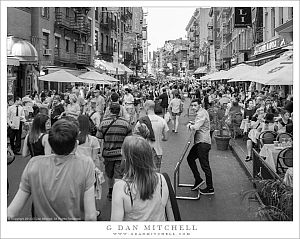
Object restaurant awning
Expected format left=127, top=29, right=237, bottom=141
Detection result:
left=43, top=66, right=87, bottom=76
left=229, top=51, right=293, bottom=85
left=119, top=63, right=134, bottom=75
left=194, top=66, right=208, bottom=74
left=7, top=37, right=38, bottom=64
left=78, top=71, right=113, bottom=85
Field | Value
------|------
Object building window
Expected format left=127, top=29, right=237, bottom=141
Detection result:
left=279, top=7, right=283, bottom=25
left=289, top=7, right=293, bottom=19
left=271, top=7, right=275, bottom=37
left=106, top=35, right=109, bottom=50
left=95, top=7, right=99, bottom=21
left=42, top=32, right=49, bottom=49
left=55, top=37, right=60, bottom=55
left=41, top=7, right=49, bottom=18
left=95, top=31, right=99, bottom=51
left=66, top=39, right=70, bottom=52
left=74, top=42, right=77, bottom=53
left=66, top=8, right=70, bottom=18
left=101, top=33, right=104, bottom=52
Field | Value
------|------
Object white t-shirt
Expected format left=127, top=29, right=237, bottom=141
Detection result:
left=147, top=114, right=169, bottom=156
left=123, top=93, right=134, bottom=104
left=76, top=135, right=100, bottom=167
left=169, top=98, right=182, bottom=113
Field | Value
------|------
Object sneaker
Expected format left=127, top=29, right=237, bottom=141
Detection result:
left=245, top=156, right=252, bottom=162
left=199, top=187, right=215, bottom=195
left=191, top=180, right=205, bottom=191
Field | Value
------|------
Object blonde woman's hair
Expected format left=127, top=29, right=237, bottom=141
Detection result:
left=122, top=135, right=158, bottom=200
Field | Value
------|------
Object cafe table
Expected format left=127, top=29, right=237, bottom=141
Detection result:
left=259, top=144, right=288, bottom=172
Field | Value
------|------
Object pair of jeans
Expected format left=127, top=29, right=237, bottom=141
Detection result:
left=187, top=142, right=213, bottom=189
left=9, top=124, right=22, bottom=152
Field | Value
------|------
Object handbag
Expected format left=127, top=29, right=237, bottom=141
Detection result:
left=162, top=172, right=181, bottom=221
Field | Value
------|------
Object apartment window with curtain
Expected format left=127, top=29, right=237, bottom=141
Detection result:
left=279, top=7, right=283, bottom=25
left=271, top=7, right=275, bottom=37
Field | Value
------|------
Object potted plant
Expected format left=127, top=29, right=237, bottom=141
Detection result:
left=243, top=179, right=293, bottom=221
left=213, top=105, right=231, bottom=150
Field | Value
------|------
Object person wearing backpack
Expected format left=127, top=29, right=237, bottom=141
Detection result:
left=85, top=99, right=101, bottom=136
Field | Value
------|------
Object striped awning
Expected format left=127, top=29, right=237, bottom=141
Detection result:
left=7, top=37, right=38, bottom=63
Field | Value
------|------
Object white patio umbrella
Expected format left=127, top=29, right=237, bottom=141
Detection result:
left=78, top=71, right=113, bottom=85
left=224, top=63, right=257, bottom=80
left=39, top=69, right=84, bottom=83
left=101, top=73, right=120, bottom=82
left=229, top=51, right=293, bottom=85
left=208, top=70, right=229, bottom=81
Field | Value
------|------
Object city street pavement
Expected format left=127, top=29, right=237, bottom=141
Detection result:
left=7, top=98, right=261, bottom=221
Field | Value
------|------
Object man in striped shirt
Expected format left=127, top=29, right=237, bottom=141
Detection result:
left=97, top=103, right=132, bottom=200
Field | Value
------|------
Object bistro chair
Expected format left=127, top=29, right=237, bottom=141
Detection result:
left=276, top=132, right=292, bottom=143
left=258, top=131, right=277, bottom=150
left=276, top=147, right=293, bottom=175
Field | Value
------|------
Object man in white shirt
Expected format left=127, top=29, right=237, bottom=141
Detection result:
left=7, top=97, right=26, bottom=154
left=94, top=89, right=105, bottom=120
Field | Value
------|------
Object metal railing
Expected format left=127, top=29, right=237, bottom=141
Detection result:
left=174, top=133, right=201, bottom=200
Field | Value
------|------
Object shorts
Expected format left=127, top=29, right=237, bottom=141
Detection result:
left=171, top=112, right=181, bottom=117
left=104, top=160, right=123, bottom=179
left=152, top=148, right=162, bottom=172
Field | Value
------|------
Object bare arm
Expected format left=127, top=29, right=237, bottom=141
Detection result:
left=111, top=181, right=125, bottom=221
left=22, top=135, right=30, bottom=157
left=83, top=185, right=97, bottom=221
left=42, top=134, right=52, bottom=155
left=7, top=189, right=30, bottom=219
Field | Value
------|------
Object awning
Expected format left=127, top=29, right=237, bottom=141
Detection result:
left=43, top=66, right=87, bottom=77
left=119, top=63, right=134, bottom=75
left=229, top=51, right=293, bottom=85
left=194, top=66, right=208, bottom=74
left=245, top=54, right=277, bottom=64
left=78, top=71, right=113, bottom=85
left=7, top=37, right=38, bottom=64
left=7, top=57, right=20, bottom=66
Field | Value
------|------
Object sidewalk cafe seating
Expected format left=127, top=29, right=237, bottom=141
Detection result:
left=276, top=132, right=293, bottom=143
left=276, top=147, right=293, bottom=175
left=258, top=131, right=277, bottom=150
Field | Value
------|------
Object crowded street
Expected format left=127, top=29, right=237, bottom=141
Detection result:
left=3, top=3, right=298, bottom=239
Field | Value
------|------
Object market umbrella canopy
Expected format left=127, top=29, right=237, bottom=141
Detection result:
left=230, top=51, right=293, bottom=85
left=224, top=64, right=257, bottom=80
left=78, top=70, right=113, bottom=84
left=208, top=70, right=229, bottom=81
left=101, top=73, right=120, bottom=82
left=39, top=69, right=83, bottom=82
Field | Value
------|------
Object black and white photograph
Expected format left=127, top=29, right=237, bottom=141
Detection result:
left=1, top=1, right=299, bottom=238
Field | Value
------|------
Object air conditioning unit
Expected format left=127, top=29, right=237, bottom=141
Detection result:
left=44, top=49, right=52, bottom=56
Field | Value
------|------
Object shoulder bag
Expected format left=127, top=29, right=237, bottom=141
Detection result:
left=162, top=172, right=181, bottom=221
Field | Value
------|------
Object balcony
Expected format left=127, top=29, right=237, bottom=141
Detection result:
left=54, top=48, right=91, bottom=65
left=55, top=12, right=72, bottom=29
left=55, top=11, right=91, bottom=35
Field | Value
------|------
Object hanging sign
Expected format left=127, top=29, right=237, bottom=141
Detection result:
left=234, top=7, right=252, bottom=28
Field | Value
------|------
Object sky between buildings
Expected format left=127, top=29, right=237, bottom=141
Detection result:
left=145, top=7, right=196, bottom=53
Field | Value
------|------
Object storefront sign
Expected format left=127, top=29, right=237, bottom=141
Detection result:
left=142, top=40, right=148, bottom=63
left=254, top=37, right=286, bottom=55
left=234, top=8, right=252, bottom=28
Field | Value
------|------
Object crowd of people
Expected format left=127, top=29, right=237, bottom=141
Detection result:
left=7, top=77, right=293, bottom=221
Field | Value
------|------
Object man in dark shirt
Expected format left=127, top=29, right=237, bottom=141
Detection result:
left=159, top=88, right=169, bottom=118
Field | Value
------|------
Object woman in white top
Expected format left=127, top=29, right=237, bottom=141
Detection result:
left=75, top=115, right=100, bottom=168
left=168, top=93, right=183, bottom=133
left=111, top=135, right=174, bottom=221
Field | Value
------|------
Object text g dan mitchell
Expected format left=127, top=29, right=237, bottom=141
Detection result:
left=106, top=224, right=198, bottom=231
